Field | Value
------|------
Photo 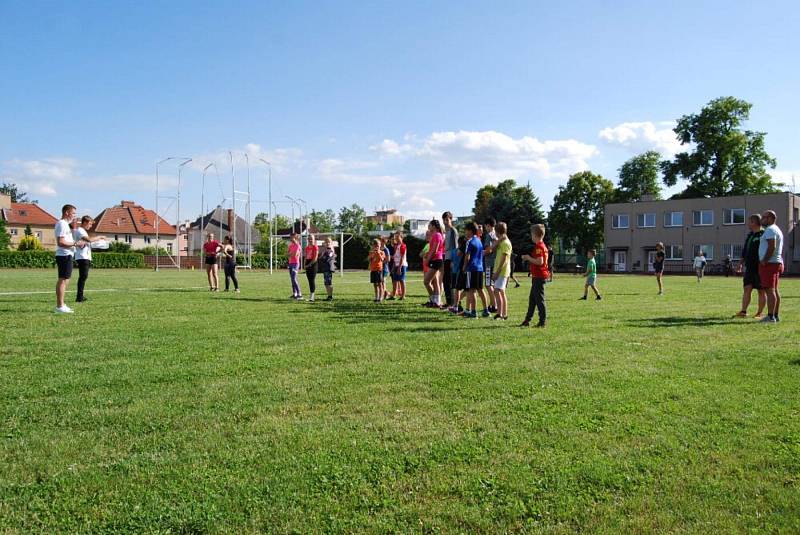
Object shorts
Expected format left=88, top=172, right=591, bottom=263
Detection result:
left=465, top=271, right=484, bottom=290
left=758, top=263, right=783, bottom=289
left=484, top=269, right=495, bottom=288
left=391, top=266, right=407, bottom=281
left=742, top=268, right=761, bottom=289
left=428, top=259, right=443, bottom=271
left=370, top=270, right=384, bottom=284
left=653, top=262, right=664, bottom=274
left=455, top=272, right=467, bottom=291
left=205, top=255, right=217, bottom=266
left=56, top=255, right=73, bottom=279
left=323, top=271, right=333, bottom=286
left=586, top=275, right=596, bottom=286
left=494, top=276, right=508, bottom=291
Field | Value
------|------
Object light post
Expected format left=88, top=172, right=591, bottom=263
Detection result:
left=258, top=159, right=273, bottom=273
left=176, top=158, right=192, bottom=269
left=155, top=156, right=191, bottom=271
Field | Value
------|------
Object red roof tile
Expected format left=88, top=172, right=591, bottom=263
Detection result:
left=1, top=203, right=58, bottom=226
left=93, top=201, right=177, bottom=236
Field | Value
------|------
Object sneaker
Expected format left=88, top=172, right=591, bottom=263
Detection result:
left=481, top=309, right=491, bottom=318
left=464, top=311, right=477, bottom=318
left=733, top=311, right=747, bottom=318
left=579, top=296, right=587, bottom=300
left=514, top=282, right=521, bottom=288
left=488, top=306, right=497, bottom=313
left=398, top=296, right=405, bottom=301
left=235, top=289, right=240, bottom=293
left=753, top=313, right=763, bottom=319
left=759, top=316, right=777, bottom=323
left=519, top=320, right=530, bottom=327
left=535, top=322, right=546, bottom=328
left=325, top=296, right=333, bottom=301
left=775, top=315, right=781, bottom=323
left=224, top=288, right=230, bottom=292
left=386, top=296, right=395, bottom=301
left=54, top=305, right=73, bottom=314
left=309, top=298, right=315, bottom=303
left=75, top=297, right=87, bottom=303
left=596, top=295, right=602, bottom=301
left=658, top=291, right=664, bottom=296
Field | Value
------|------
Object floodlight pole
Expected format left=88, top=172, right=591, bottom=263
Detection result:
left=285, top=195, right=301, bottom=268
left=201, top=162, right=217, bottom=258
left=258, top=159, right=273, bottom=273
left=176, top=159, right=192, bottom=270
left=245, top=153, right=251, bottom=268
left=155, top=156, right=190, bottom=271
left=229, top=151, right=235, bottom=247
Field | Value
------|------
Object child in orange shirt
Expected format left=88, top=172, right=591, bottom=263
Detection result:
left=368, top=238, right=387, bottom=303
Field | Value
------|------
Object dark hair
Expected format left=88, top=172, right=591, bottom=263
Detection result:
left=749, top=214, right=762, bottom=225
left=465, top=222, right=477, bottom=234
left=442, top=211, right=453, bottom=220
left=81, top=216, right=93, bottom=224
left=61, top=204, right=76, bottom=215
left=224, top=236, right=233, bottom=244
left=485, top=216, right=496, bottom=227
left=588, top=248, right=596, bottom=255
left=429, top=219, right=443, bottom=233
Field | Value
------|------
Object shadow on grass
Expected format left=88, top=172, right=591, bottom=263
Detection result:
left=789, top=358, right=800, bottom=366
left=262, top=296, right=458, bottom=326
left=625, top=316, right=749, bottom=328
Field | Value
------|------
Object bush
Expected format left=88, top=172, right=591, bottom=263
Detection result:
left=234, top=253, right=287, bottom=269
left=17, top=234, right=44, bottom=251
left=133, top=246, right=169, bottom=256
left=341, top=235, right=371, bottom=270
left=0, top=251, right=145, bottom=269
left=91, top=253, right=146, bottom=268
left=98, top=241, right=132, bottom=253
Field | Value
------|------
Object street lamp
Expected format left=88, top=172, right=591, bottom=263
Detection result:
left=258, top=159, right=273, bottom=273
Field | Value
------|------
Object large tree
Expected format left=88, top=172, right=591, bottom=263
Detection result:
left=338, top=204, right=368, bottom=234
left=471, top=179, right=546, bottom=254
left=0, top=182, right=33, bottom=203
left=548, top=171, right=614, bottom=254
left=661, top=96, right=778, bottom=198
left=614, top=151, right=662, bottom=203
left=309, top=209, right=337, bottom=233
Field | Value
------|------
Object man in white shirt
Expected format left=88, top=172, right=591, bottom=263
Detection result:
left=73, top=215, right=106, bottom=303
left=54, top=204, right=82, bottom=313
left=693, top=251, right=706, bottom=282
left=758, top=210, right=784, bottom=323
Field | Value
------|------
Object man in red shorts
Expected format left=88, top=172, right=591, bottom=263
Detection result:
left=758, top=210, right=784, bottom=323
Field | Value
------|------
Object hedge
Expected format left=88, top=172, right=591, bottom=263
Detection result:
left=235, top=253, right=288, bottom=269
left=0, top=251, right=145, bottom=269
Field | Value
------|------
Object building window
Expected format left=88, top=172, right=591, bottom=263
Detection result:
left=612, top=214, right=629, bottom=229
left=664, top=211, right=683, bottom=227
left=10, top=228, right=18, bottom=236
left=723, top=208, right=745, bottom=225
left=167, top=243, right=173, bottom=254
left=637, top=213, right=656, bottom=228
left=124, top=235, right=132, bottom=244
left=720, top=244, right=743, bottom=260
left=114, top=235, right=119, bottom=241
left=794, top=207, right=799, bottom=224
left=694, top=244, right=714, bottom=260
left=693, top=210, right=713, bottom=226
left=145, top=236, right=152, bottom=244
left=35, top=231, right=43, bottom=240
left=665, top=245, right=683, bottom=260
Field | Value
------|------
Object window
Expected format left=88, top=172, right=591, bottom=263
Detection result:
left=720, top=244, right=743, bottom=260
left=693, top=244, right=714, bottom=260
left=35, top=231, right=43, bottom=240
left=612, top=214, right=629, bottom=229
left=114, top=235, right=119, bottom=241
left=145, top=236, right=152, bottom=244
left=665, top=245, right=683, bottom=260
left=167, top=243, right=173, bottom=254
left=124, top=235, right=132, bottom=244
left=693, top=210, right=713, bottom=226
left=9, top=228, right=18, bottom=236
left=664, top=211, right=683, bottom=227
left=723, top=208, right=745, bottom=225
left=637, top=213, right=656, bottom=228
left=794, top=207, right=799, bottom=224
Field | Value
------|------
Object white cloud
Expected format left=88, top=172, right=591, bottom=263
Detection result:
left=317, top=158, right=399, bottom=185
left=2, top=157, right=81, bottom=198
left=370, top=139, right=412, bottom=156
left=598, top=121, right=683, bottom=157
left=770, top=169, right=800, bottom=189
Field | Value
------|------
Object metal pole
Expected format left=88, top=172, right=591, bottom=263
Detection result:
left=245, top=153, right=251, bottom=268
left=340, top=231, right=344, bottom=278
left=176, top=159, right=192, bottom=270
left=229, top=151, right=235, bottom=247
left=155, top=157, right=174, bottom=272
left=258, top=159, right=272, bottom=274
left=201, top=163, right=215, bottom=259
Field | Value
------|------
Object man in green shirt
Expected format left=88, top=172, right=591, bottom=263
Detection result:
left=580, top=249, right=602, bottom=301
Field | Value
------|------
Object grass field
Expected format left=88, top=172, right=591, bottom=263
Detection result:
left=1, top=268, right=799, bottom=533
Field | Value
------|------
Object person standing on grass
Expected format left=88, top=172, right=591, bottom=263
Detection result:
left=381, top=235, right=392, bottom=300
left=482, top=217, right=498, bottom=313
left=723, top=255, right=733, bottom=277
left=203, top=233, right=222, bottom=292
left=420, top=230, right=430, bottom=287
left=579, top=249, right=602, bottom=301
left=423, top=220, right=445, bottom=308
left=368, top=238, right=386, bottom=303
left=546, top=241, right=555, bottom=283
left=735, top=214, right=766, bottom=319
left=320, top=236, right=337, bottom=301
left=304, top=234, right=319, bottom=302
left=693, top=250, right=706, bottom=282
left=54, top=204, right=80, bottom=313
left=758, top=210, right=784, bottom=323
left=73, top=216, right=106, bottom=303
left=442, top=212, right=458, bottom=307
left=451, top=235, right=468, bottom=314
left=461, top=222, right=487, bottom=319
left=491, top=222, right=512, bottom=320
left=508, top=253, right=522, bottom=288
left=222, top=236, right=239, bottom=293
left=520, top=224, right=550, bottom=328
left=287, top=232, right=303, bottom=300
left=390, top=232, right=408, bottom=300
left=653, top=242, right=666, bottom=295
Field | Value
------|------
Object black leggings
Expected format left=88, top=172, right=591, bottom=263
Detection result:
left=524, top=278, right=546, bottom=324
left=306, top=264, right=317, bottom=294
left=76, top=259, right=91, bottom=300
left=224, top=262, right=238, bottom=290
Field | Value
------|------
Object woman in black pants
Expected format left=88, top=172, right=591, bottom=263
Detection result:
left=304, top=234, right=319, bottom=302
left=222, top=236, right=239, bottom=293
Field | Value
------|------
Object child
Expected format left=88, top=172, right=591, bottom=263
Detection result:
left=305, top=234, right=319, bottom=302
left=482, top=217, right=498, bottom=313
left=203, top=233, right=222, bottom=292
left=73, top=215, right=106, bottom=303
left=520, top=224, right=550, bottom=328
left=320, top=236, right=337, bottom=301
left=461, top=222, right=486, bottom=319
left=368, top=238, right=386, bottom=303
left=491, top=222, right=512, bottom=320
left=222, top=236, right=240, bottom=293
left=287, top=232, right=303, bottom=299
left=391, top=232, right=408, bottom=300
left=654, top=242, right=665, bottom=295
left=450, top=236, right=467, bottom=314
left=423, top=220, right=445, bottom=308
left=693, top=250, right=706, bottom=282
left=579, top=249, right=601, bottom=300
left=381, top=236, right=392, bottom=300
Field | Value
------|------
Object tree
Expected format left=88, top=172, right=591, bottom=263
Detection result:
left=661, top=96, right=778, bottom=198
left=338, top=204, right=367, bottom=234
left=24, top=224, right=33, bottom=237
left=17, top=233, right=44, bottom=251
left=107, top=241, right=131, bottom=253
left=0, top=219, right=10, bottom=250
left=309, top=209, right=337, bottom=233
left=0, top=182, right=33, bottom=203
left=471, top=179, right=546, bottom=256
left=614, top=151, right=662, bottom=203
left=548, top=171, right=614, bottom=254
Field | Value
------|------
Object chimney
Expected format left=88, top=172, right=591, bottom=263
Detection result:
left=0, top=193, right=10, bottom=210
left=121, top=200, right=136, bottom=207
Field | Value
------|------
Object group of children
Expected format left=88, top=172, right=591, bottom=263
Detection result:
left=287, top=233, right=337, bottom=302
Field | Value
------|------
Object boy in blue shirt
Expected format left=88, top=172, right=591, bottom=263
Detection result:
left=461, top=222, right=487, bottom=318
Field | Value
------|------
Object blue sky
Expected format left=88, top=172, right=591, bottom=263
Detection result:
left=2, top=0, right=799, bottom=223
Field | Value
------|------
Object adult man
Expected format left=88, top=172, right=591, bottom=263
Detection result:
left=442, top=211, right=458, bottom=307
left=54, top=204, right=82, bottom=313
left=758, top=210, right=784, bottom=323
left=482, top=216, right=498, bottom=313
left=734, top=214, right=766, bottom=318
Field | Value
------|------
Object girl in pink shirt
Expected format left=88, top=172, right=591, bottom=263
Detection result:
left=287, top=233, right=303, bottom=299
left=424, top=219, right=445, bottom=307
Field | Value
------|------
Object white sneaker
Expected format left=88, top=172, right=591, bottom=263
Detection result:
left=55, top=306, right=73, bottom=314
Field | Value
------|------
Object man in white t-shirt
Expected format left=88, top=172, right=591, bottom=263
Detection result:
left=54, top=204, right=82, bottom=313
left=758, top=210, right=784, bottom=323
left=73, top=215, right=106, bottom=303
left=693, top=251, right=707, bottom=282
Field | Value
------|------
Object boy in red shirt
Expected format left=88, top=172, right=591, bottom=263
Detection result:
left=520, top=224, right=550, bottom=327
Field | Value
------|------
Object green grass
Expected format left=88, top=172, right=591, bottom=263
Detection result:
left=1, top=269, right=799, bottom=533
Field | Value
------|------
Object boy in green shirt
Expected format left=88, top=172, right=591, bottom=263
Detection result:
left=580, top=249, right=602, bottom=301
